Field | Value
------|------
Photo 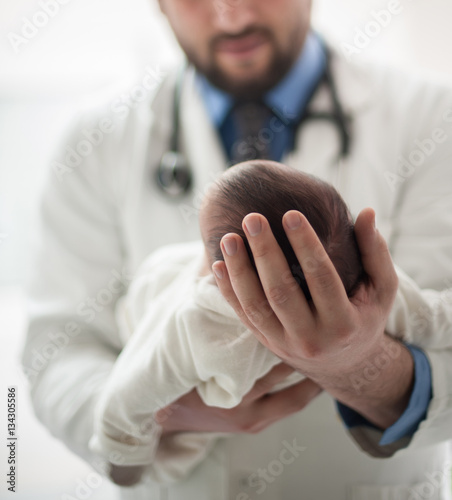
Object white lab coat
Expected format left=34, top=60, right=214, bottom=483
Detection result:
left=24, top=46, right=452, bottom=500
left=89, top=240, right=452, bottom=487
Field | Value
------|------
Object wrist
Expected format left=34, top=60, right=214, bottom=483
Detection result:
left=300, top=333, right=392, bottom=393
left=325, top=336, right=415, bottom=429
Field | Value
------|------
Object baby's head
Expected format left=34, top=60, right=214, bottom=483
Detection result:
left=199, top=160, right=364, bottom=299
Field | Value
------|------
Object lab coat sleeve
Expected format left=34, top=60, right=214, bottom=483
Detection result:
left=88, top=296, right=201, bottom=468
left=87, top=251, right=302, bottom=483
left=86, top=263, right=245, bottom=483
left=392, top=138, right=452, bottom=454
left=387, top=266, right=452, bottom=350
left=21, top=112, right=137, bottom=466
left=344, top=81, right=452, bottom=458
left=87, top=256, right=277, bottom=462
left=338, top=266, right=452, bottom=458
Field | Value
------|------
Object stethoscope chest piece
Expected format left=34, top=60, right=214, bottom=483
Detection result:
left=156, top=150, right=192, bottom=197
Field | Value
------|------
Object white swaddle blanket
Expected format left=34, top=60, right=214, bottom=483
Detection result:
left=89, top=241, right=452, bottom=483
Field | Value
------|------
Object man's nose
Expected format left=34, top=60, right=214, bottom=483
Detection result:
left=211, top=0, right=258, bottom=33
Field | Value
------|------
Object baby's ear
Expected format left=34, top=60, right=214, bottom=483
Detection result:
left=156, top=0, right=166, bottom=15
left=199, top=249, right=213, bottom=277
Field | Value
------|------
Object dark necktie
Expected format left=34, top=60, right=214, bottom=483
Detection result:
left=230, top=100, right=273, bottom=164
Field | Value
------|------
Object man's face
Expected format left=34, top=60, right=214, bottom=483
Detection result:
left=158, top=0, right=312, bottom=98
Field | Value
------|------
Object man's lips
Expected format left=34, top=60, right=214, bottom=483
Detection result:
left=214, top=31, right=269, bottom=56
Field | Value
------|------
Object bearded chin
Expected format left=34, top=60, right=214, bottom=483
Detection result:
left=185, top=44, right=300, bottom=100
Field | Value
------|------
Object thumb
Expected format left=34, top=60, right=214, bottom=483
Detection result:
left=258, top=378, right=323, bottom=423
left=354, top=208, right=398, bottom=305
left=243, top=363, right=296, bottom=402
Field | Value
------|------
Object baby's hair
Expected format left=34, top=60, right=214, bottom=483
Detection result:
left=205, top=160, right=364, bottom=300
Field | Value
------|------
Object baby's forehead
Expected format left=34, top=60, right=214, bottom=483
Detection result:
left=199, top=182, right=225, bottom=233
left=201, top=181, right=222, bottom=213
left=201, top=168, right=246, bottom=212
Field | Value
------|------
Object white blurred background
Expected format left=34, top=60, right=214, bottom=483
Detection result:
left=1, top=0, right=452, bottom=498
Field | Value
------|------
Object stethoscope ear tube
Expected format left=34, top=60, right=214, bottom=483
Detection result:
left=155, top=62, right=192, bottom=198
left=322, top=49, right=352, bottom=159
left=295, top=48, right=352, bottom=160
left=155, top=49, right=352, bottom=197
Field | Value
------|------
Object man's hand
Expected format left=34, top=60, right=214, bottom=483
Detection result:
left=212, top=208, right=414, bottom=430
left=155, top=363, right=322, bottom=435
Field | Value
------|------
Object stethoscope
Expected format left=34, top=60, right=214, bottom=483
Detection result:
left=156, top=48, right=352, bottom=198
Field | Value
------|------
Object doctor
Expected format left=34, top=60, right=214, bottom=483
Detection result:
left=23, top=0, right=452, bottom=499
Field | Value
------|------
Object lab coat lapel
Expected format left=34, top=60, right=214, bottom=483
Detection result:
left=179, top=67, right=229, bottom=191
left=285, top=48, right=378, bottom=190
left=177, top=50, right=378, bottom=193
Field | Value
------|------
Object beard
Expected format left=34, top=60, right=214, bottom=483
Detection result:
left=183, top=26, right=305, bottom=99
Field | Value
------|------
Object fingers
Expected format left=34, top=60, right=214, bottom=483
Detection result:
left=242, top=363, right=296, bottom=402
left=216, top=230, right=284, bottom=338
left=218, top=211, right=352, bottom=343
left=282, top=211, right=350, bottom=319
left=213, top=258, right=276, bottom=353
left=212, top=260, right=259, bottom=336
left=240, top=213, right=312, bottom=330
left=354, top=208, right=398, bottom=306
left=242, top=212, right=310, bottom=302
left=256, top=378, right=323, bottom=428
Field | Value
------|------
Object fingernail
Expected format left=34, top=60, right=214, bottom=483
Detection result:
left=212, top=263, right=223, bottom=280
left=285, top=211, right=301, bottom=230
left=244, top=215, right=262, bottom=236
left=222, top=237, right=237, bottom=256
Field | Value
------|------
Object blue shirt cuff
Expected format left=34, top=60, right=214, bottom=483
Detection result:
left=336, top=344, right=432, bottom=446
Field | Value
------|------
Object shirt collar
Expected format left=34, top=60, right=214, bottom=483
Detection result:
left=265, top=32, right=327, bottom=124
left=195, top=31, right=327, bottom=128
left=195, top=75, right=233, bottom=129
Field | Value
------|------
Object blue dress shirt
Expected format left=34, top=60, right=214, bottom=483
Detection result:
left=336, top=344, right=432, bottom=445
left=195, top=31, right=433, bottom=446
left=196, top=31, right=327, bottom=162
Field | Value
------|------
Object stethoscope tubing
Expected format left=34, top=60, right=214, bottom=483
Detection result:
left=156, top=49, right=352, bottom=197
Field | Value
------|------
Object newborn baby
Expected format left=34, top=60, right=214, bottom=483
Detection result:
left=200, top=160, right=364, bottom=300
left=90, top=161, right=452, bottom=485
